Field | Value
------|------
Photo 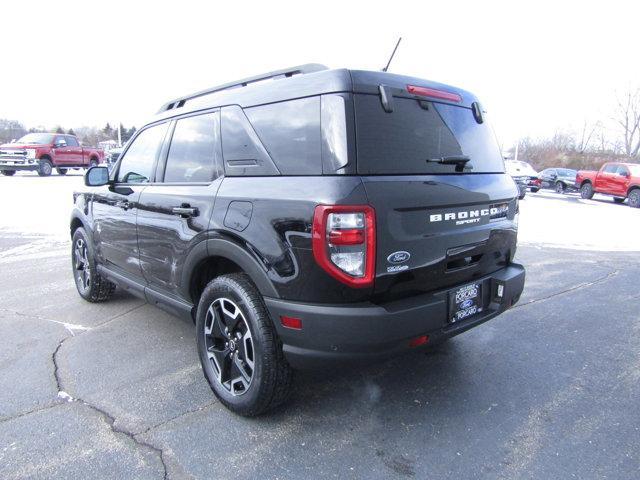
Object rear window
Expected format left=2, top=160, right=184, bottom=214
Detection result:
left=355, top=94, right=504, bottom=175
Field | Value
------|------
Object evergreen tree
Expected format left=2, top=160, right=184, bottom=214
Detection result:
left=55, top=126, right=65, bottom=134
left=67, top=128, right=76, bottom=136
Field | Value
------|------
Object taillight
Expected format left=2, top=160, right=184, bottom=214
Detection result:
left=406, top=84, right=462, bottom=103
left=312, top=205, right=376, bottom=288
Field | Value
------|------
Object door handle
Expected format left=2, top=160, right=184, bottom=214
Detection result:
left=115, top=200, right=130, bottom=210
left=172, top=205, right=199, bottom=218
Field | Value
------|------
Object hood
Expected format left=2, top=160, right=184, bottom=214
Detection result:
left=0, top=143, right=44, bottom=149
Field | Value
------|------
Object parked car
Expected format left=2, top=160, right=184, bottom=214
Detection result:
left=71, top=64, right=525, bottom=415
left=105, top=146, right=123, bottom=171
left=505, top=160, right=538, bottom=198
left=538, top=168, right=578, bottom=193
left=576, top=162, right=640, bottom=207
left=0, top=133, right=104, bottom=176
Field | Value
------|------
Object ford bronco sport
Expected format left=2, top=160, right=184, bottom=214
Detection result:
left=70, top=64, right=525, bottom=415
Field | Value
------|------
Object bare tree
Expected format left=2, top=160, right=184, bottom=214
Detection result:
left=576, top=120, right=599, bottom=153
left=614, top=87, right=640, bottom=158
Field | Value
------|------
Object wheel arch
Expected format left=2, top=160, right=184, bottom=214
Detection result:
left=627, top=184, right=640, bottom=196
left=39, top=154, right=52, bottom=162
left=580, top=179, right=592, bottom=187
left=183, top=237, right=280, bottom=307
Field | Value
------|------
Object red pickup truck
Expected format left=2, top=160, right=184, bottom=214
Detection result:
left=0, top=133, right=104, bottom=177
left=576, top=162, right=640, bottom=208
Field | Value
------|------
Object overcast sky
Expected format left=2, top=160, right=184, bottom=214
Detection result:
left=3, top=0, right=639, bottom=150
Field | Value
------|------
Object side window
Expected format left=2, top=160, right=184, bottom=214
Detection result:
left=616, top=165, right=629, bottom=176
left=54, top=135, right=67, bottom=147
left=117, top=123, right=168, bottom=183
left=603, top=164, right=618, bottom=174
left=244, top=97, right=321, bottom=175
left=65, top=136, right=79, bottom=147
left=221, top=105, right=279, bottom=176
left=164, top=113, right=218, bottom=183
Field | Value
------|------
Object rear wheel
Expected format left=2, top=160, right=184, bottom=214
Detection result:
left=555, top=181, right=565, bottom=194
left=580, top=182, right=594, bottom=199
left=38, top=158, right=53, bottom=177
left=530, top=187, right=539, bottom=193
left=89, top=158, right=98, bottom=168
left=56, top=168, right=68, bottom=175
left=613, top=197, right=626, bottom=204
left=1, top=170, right=16, bottom=176
left=629, top=189, right=640, bottom=208
left=71, top=227, right=116, bottom=302
left=196, top=273, right=293, bottom=416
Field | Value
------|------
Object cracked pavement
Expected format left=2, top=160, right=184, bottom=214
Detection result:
left=1, top=174, right=639, bottom=479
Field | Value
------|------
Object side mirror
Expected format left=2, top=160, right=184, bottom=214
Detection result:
left=85, top=166, right=110, bottom=187
left=55, top=140, right=67, bottom=148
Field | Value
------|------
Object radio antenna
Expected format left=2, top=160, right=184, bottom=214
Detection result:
left=382, top=37, right=402, bottom=72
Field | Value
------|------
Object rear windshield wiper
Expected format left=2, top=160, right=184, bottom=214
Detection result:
left=426, top=155, right=472, bottom=172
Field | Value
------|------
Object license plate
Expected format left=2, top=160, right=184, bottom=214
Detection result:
left=450, top=283, right=482, bottom=323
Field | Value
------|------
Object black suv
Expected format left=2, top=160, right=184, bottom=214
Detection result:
left=71, top=65, right=525, bottom=415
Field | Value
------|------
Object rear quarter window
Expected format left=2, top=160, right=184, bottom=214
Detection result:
left=245, top=97, right=321, bottom=175
left=354, top=94, right=504, bottom=175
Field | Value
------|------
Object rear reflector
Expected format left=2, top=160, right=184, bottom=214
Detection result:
left=406, top=85, right=462, bottom=103
left=409, top=335, right=429, bottom=348
left=280, top=316, right=302, bottom=330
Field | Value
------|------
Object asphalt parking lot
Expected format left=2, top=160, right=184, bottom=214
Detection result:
left=1, top=172, right=639, bottom=479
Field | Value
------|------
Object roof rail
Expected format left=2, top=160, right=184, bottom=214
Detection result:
left=157, top=63, right=329, bottom=113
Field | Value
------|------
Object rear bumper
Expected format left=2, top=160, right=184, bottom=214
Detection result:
left=265, top=263, right=525, bottom=369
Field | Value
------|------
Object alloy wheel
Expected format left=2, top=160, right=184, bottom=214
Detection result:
left=203, top=298, right=255, bottom=396
left=74, top=238, right=91, bottom=291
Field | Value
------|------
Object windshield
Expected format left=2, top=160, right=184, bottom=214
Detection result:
left=16, top=133, right=54, bottom=144
left=355, top=94, right=505, bottom=175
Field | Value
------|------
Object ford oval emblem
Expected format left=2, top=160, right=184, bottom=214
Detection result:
left=460, top=299, right=474, bottom=309
left=387, top=251, right=411, bottom=264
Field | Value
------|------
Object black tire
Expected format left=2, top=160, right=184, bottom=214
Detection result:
left=38, top=158, right=53, bottom=177
left=196, top=273, right=293, bottom=416
left=56, top=168, right=68, bottom=175
left=530, top=187, right=539, bottom=193
left=89, top=158, right=98, bottom=168
left=580, top=182, right=594, bottom=199
left=71, top=227, right=116, bottom=302
left=555, top=181, right=565, bottom=194
left=1, top=170, right=16, bottom=176
left=629, top=189, right=640, bottom=208
left=613, top=197, right=626, bottom=204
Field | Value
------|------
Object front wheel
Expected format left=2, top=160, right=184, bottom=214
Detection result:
left=38, top=158, right=53, bottom=177
left=555, top=181, right=565, bottom=194
left=56, top=168, right=68, bottom=175
left=629, top=189, right=640, bottom=208
left=89, top=158, right=98, bottom=168
left=196, top=273, right=293, bottom=416
left=580, top=182, right=594, bottom=199
left=71, top=227, right=116, bottom=302
left=1, top=170, right=16, bottom=176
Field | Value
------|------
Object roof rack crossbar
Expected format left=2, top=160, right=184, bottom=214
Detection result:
left=157, top=63, right=328, bottom=113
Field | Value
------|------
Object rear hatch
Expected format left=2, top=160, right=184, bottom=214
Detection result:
left=353, top=85, right=518, bottom=301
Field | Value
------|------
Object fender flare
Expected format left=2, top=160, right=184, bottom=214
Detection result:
left=180, top=237, right=279, bottom=302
